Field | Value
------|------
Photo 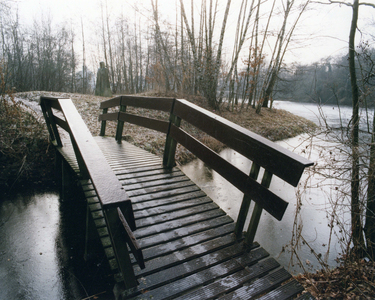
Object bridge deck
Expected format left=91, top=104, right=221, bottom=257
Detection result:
left=58, top=136, right=312, bottom=300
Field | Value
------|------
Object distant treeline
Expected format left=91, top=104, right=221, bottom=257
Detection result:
left=275, top=47, right=375, bottom=107
left=0, top=1, right=373, bottom=110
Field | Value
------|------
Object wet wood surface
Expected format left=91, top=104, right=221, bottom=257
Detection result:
left=57, top=136, right=313, bottom=299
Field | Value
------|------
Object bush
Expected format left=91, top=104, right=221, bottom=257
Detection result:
left=0, top=85, right=55, bottom=191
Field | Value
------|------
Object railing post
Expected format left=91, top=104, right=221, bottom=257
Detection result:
left=115, top=101, right=127, bottom=143
left=163, top=112, right=181, bottom=168
left=235, top=163, right=261, bottom=237
left=244, top=170, right=273, bottom=246
left=104, top=204, right=138, bottom=289
left=99, top=107, right=108, bottom=136
left=40, top=97, right=62, bottom=147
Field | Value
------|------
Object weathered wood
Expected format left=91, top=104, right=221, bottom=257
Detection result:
left=256, top=279, right=305, bottom=300
left=173, top=257, right=280, bottom=300
left=104, top=206, right=137, bottom=288
left=57, top=98, right=131, bottom=209
left=218, top=268, right=294, bottom=300
left=115, top=105, right=126, bottom=143
left=128, top=245, right=267, bottom=299
left=169, top=124, right=288, bottom=221
left=117, top=207, right=145, bottom=269
left=120, top=95, right=174, bottom=112
left=138, top=223, right=236, bottom=261
left=118, top=111, right=170, bottom=133
left=137, top=215, right=233, bottom=249
left=133, top=208, right=226, bottom=239
left=99, top=107, right=108, bottom=136
left=99, top=96, right=121, bottom=109
left=235, top=162, right=260, bottom=236
left=40, top=98, right=62, bottom=147
left=163, top=110, right=181, bottom=168
left=245, top=169, right=274, bottom=246
left=173, top=99, right=313, bottom=187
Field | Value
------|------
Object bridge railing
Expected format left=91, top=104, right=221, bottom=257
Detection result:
left=40, top=96, right=144, bottom=289
left=99, top=96, right=313, bottom=245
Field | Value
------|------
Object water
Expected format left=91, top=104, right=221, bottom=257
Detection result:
left=181, top=100, right=372, bottom=274
left=0, top=186, right=113, bottom=300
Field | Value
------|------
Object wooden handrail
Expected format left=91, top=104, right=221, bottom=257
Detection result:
left=40, top=96, right=141, bottom=289
left=100, top=95, right=313, bottom=245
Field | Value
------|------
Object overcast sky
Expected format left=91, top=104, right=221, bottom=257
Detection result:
left=16, top=0, right=375, bottom=65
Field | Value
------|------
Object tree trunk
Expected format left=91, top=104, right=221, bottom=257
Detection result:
left=365, top=111, right=375, bottom=259
left=348, top=0, right=365, bottom=255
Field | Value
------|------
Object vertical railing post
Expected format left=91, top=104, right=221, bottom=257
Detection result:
left=163, top=112, right=181, bottom=168
left=115, top=98, right=127, bottom=143
left=40, top=97, right=62, bottom=147
left=99, top=107, right=108, bottom=136
left=234, top=163, right=261, bottom=237
left=244, top=170, right=273, bottom=246
left=104, top=204, right=138, bottom=289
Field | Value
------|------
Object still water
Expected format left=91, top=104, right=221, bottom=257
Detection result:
left=0, top=186, right=113, bottom=300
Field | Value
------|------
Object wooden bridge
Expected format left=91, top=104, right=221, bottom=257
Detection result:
left=40, top=95, right=315, bottom=299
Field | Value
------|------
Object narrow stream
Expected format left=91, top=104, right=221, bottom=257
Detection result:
left=0, top=186, right=113, bottom=299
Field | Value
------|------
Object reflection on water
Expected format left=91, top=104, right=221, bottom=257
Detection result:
left=0, top=186, right=113, bottom=300
left=181, top=101, right=365, bottom=274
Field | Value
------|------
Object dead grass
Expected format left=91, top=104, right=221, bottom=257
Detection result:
left=295, top=256, right=375, bottom=299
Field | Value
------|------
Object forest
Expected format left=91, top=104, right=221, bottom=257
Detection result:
left=3, top=0, right=373, bottom=109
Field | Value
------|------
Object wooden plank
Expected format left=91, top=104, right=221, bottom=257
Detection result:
left=256, top=279, right=305, bottom=300
left=129, top=185, right=202, bottom=204
left=118, top=111, right=170, bottom=133
left=98, top=111, right=119, bottom=121
left=117, top=168, right=181, bottom=180
left=173, top=99, right=313, bottom=187
left=121, top=95, right=174, bottom=112
left=133, top=196, right=211, bottom=219
left=172, top=257, right=280, bottom=300
left=128, top=245, right=268, bottom=299
left=134, top=234, right=244, bottom=276
left=217, top=268, right=293, bottom=300
left=137, top=215, right=233, bottom=249
left=135, top=202, right=220, bottom=228
left=99, top=96, right=121, bottom=109
left=133, top=209, right=226, bottom=239
left=120, top=170, right=185, bottom=185
left=53, top=115, right=69, bottom=132
left=170, top=125, right=288, bottom=221
left=126, top=180, right=197, bottom=198
left=138, top=223, right=236, bottom=260
left=117, top=207, right=145, bottom=269
left=120, top=175, right=191, bottom=192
